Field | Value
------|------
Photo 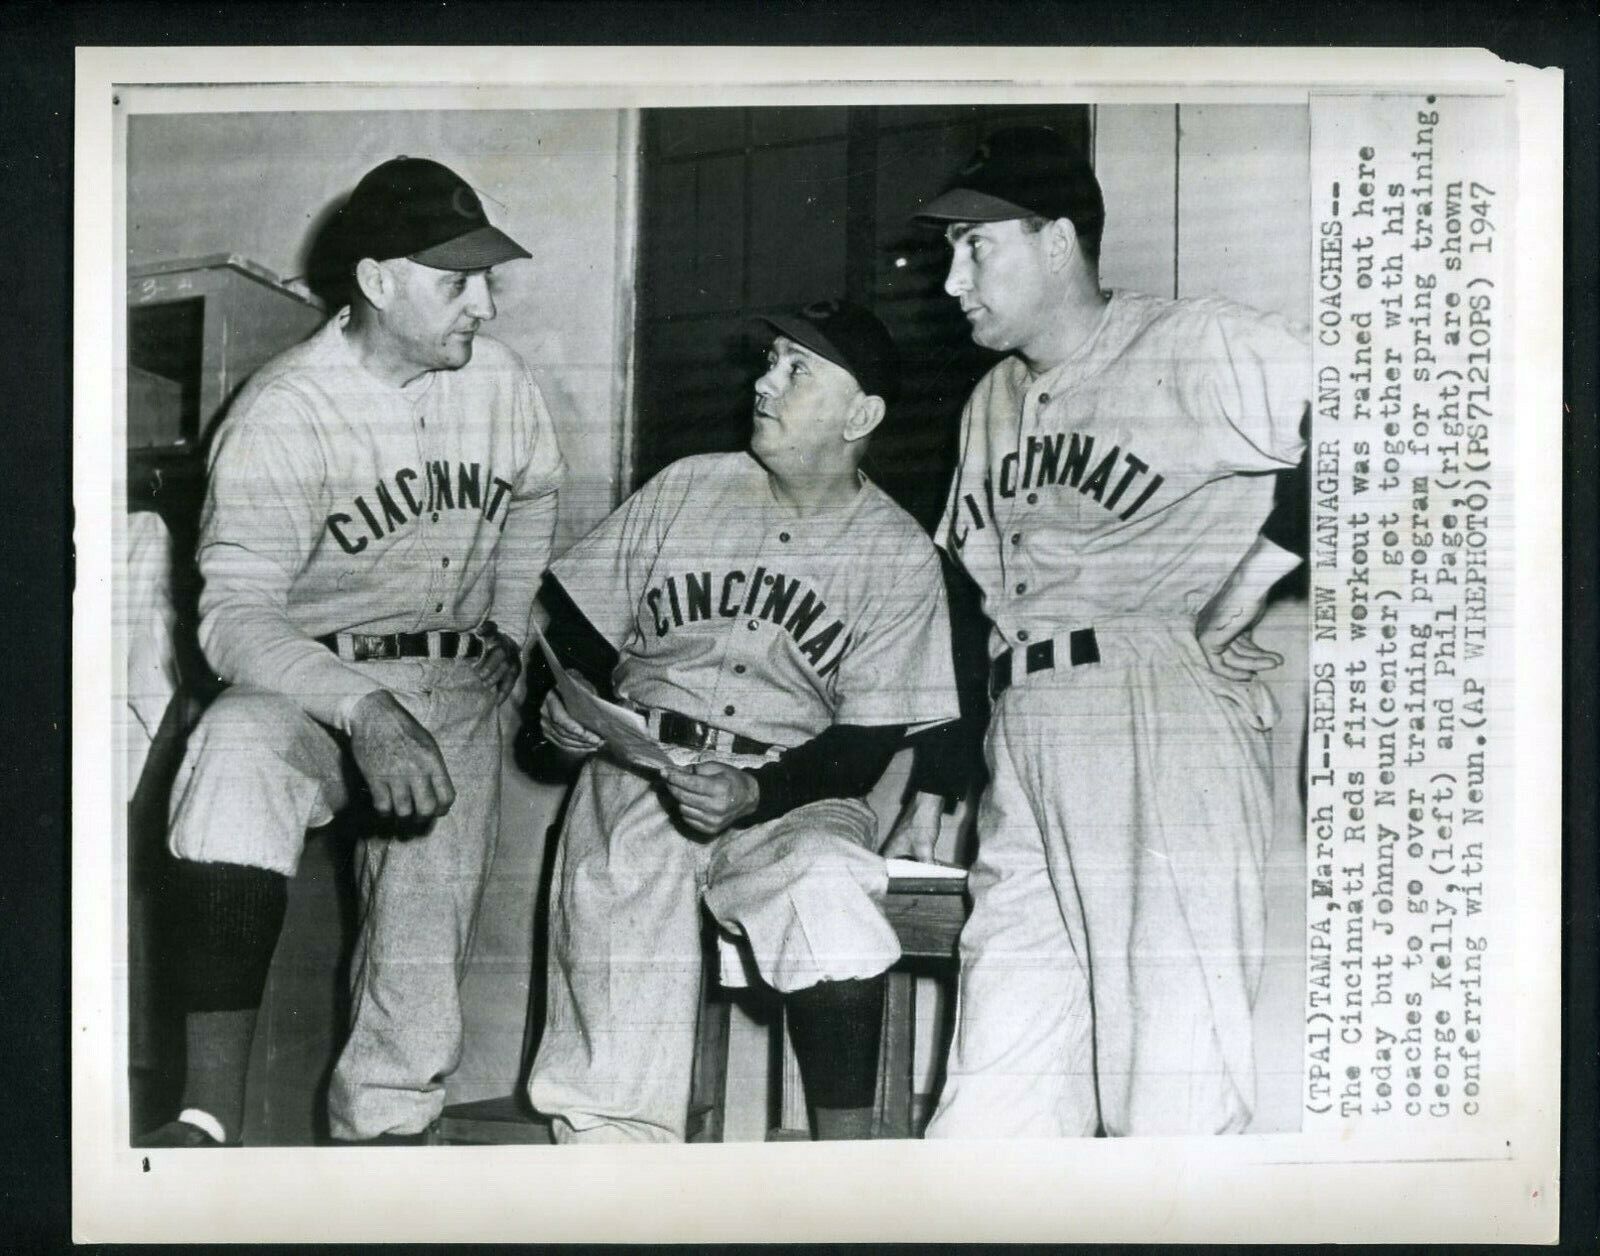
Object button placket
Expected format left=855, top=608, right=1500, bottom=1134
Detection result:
left=407, top=399, right=445, bottom=621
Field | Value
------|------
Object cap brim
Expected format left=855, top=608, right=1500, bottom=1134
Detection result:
left=409, top=225, right=531, bottom=270
left=911, top=187, right=1039, bottom=224
left=753, top=313, right=854, bottom=381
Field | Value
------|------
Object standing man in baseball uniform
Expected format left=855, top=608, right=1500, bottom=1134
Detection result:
left=135, top=157, right=564, bottom=1147
left=884, top=126, right=1309, bottom=1137
left=525, top=300, right=959, bottom=1142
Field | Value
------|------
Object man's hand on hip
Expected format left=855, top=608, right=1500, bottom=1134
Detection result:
left=474, top=621, right=523, bottom=703
left=662, top=762, right=760, bottom=836
left=1195, top=534, right=1299, bottom=681
left=348, top=690, right=457, bottom=821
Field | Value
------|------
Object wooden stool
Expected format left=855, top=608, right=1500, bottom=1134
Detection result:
left=769, top=868, right=969, bottom=1140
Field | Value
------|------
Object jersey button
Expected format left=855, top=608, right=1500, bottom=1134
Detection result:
left=431, top=512, right=440, bottom=523
left=434, top=602, right=444, bottom=613
left=441, top=556, right=450, bottom=568
left=747, top=619, right=759, bottom=631
left=778, top=531, right=791, bottom=543
left=1015, top=581, right=1028, bottom=594
left=724, top=704, right=736, bottom=716
left=1038, top=392, right=1051, bottom=406
left=1026, top=492, right=1038, bottom=506
left=733, top=663, right=747, bottom=674
left=1017, top=629, right=1030, bottom=642
left=1011, top=532, right=1023, bottom=545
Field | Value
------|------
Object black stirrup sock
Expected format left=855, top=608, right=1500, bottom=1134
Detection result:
left=173, top=859, right=289, bottom=1012
left=783, top=973, right=886, bottom=1111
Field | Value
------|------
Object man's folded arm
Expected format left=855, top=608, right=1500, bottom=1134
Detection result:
left=197, top=543, right=383, bottom=732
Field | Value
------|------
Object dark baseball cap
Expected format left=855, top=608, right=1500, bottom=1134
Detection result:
left=755, top=299, right=900, bottom=403
left=336, top=156, right=531, bottom=271
left=913, top=125, right=1105, bottom=244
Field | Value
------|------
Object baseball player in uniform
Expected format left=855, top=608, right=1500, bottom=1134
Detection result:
left=135, top=158, right=563, bottom=1146
left=525, top=300, right=959, bottom=1142
left=884, top=127, right=1309, bottom=1136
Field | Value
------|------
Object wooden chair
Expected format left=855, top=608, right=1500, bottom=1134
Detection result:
left=767, top=868, right=968, bottom=1140
left=436, top=869, right=968, bottom=1145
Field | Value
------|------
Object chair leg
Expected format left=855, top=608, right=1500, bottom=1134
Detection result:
left=877, top=970, right=916, bottom=1139
left=769, top=1004, right=811, bottom=1139
left=688, top=967, right=732, bottom=1142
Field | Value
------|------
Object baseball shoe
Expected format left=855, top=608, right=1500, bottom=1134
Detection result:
left=133, top=1119, right=231, bottom=1148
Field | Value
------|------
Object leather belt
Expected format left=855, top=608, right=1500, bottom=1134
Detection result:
left=317, top=629, right=488, bottom=663
left=652, top=709, right=776, bottom=757
left=990, top=629, right=1100, bottom=699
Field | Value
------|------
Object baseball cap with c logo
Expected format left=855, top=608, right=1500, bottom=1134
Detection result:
left=336, top=156, right=532, bottom=271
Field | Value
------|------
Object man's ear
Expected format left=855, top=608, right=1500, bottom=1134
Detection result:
left=1046, top=217, right=1079, bottom=273
left=353, top=257, right=392, bottom=311
left=843, top=392, right=887, bottom=444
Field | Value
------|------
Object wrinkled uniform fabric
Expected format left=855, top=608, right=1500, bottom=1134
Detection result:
left=168, top=311, right=562, bottom=1138
left=927, top=292, right=1308, bottom=1137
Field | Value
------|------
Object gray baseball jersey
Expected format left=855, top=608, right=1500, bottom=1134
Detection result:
left=938, top=291, right=1306, bottom=648
left=551, top=451, right=959, bottom=747
left=196, top=308, right=564, bottom=730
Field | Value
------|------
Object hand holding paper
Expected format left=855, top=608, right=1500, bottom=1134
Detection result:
left=531, top=624, right=674, bottom=773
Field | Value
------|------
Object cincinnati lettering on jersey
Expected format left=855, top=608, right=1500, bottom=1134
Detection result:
left=645, top=567, right=852, bottom=678
left=326, top=461, right=515, bottom=554
left=951, top=430, right=1165, bottom=549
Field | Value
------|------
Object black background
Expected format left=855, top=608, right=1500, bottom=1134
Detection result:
left=4, top=2, right=1594, bottom=1251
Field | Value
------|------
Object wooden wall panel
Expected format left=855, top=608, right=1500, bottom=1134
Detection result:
left=748, top=140, right=850, bottom=307
left=1176, top=104, right=1311, bottom=322
left=689, top=154, right=748, bottom=314
left=652, top=106, right=744, bottom=159
left=1094, top=103, right=1179, bottom=299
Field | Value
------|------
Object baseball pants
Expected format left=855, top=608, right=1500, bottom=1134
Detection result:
left=527, top=750, right=902, bottom=1144
left=927, top=624, right=1277, bottom=1139
left=166, top=658, right=501, bottom=1140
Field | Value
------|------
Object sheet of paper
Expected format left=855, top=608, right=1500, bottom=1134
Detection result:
left=530, top=624, right=674, bottom=773
left=885, top=857, right=967, bottom=881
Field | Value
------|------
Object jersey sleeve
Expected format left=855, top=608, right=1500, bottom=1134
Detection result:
left=547, top=463, right=681, bottom=649
left=195, top=392, right=384, bottom=729
left=830, top=535, right=960, bottom=732
left=489, top=365, right=565, bottom=645
left=1200, top=306, right=1312, bottom=473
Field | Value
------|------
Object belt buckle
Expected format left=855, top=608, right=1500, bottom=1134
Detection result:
left=659, top=711, right=709, bottom=751
left=354, top=634, right=395, bottom=662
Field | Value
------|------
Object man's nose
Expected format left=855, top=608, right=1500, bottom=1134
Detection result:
left=465, top=274, right=497, bottom=321
left=754, top=366, right=780, bottom=397
left=944, top=254, right=970, bottom=298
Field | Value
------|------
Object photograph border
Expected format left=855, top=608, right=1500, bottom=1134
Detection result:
left=72, top=43, right=1565, bottom=1246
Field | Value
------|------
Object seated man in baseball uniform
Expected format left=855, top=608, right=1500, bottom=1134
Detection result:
left=526, top=300, right=959, bottom=1142
left=135, top=158, right=564, bottom=1147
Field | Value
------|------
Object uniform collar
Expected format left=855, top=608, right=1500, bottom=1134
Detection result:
left=1018, top=289, right=1123, bottom=394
